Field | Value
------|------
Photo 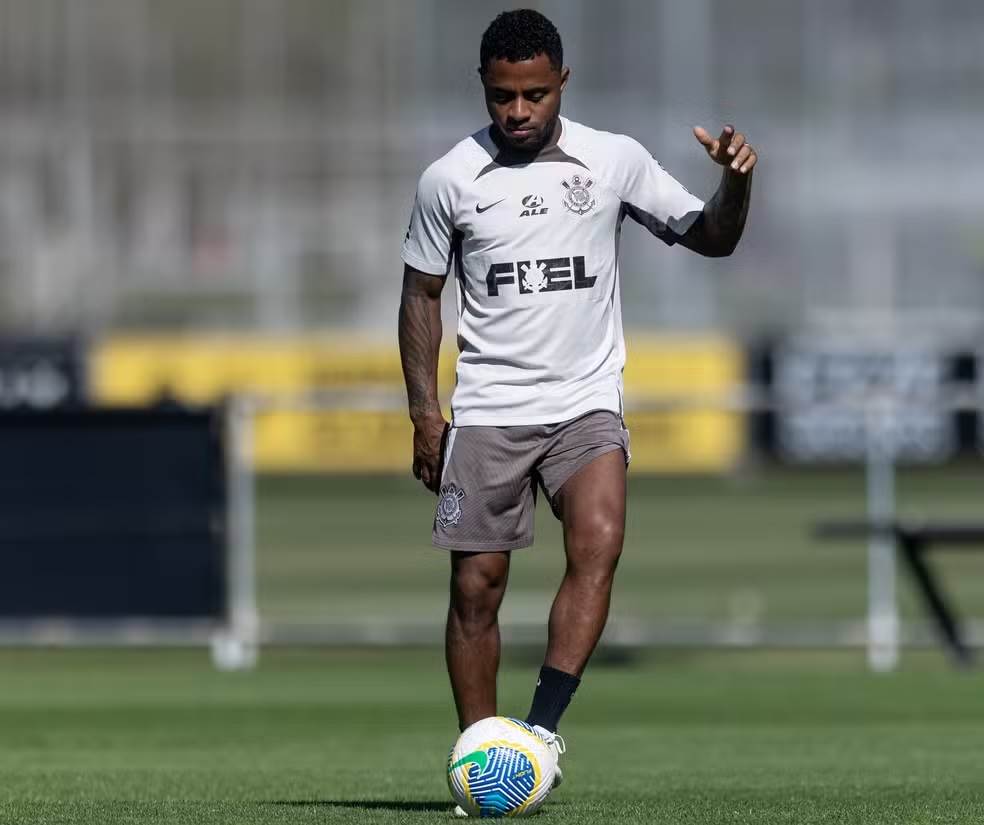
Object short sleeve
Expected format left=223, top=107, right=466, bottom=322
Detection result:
left=401, top=163, right=456, bottom=276
left=615, top=137, right=705, bottom=246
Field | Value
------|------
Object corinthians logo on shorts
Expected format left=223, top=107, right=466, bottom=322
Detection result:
left=437, top=483, right=466, bottom=528
left=561, top=174, right=596, bottom=215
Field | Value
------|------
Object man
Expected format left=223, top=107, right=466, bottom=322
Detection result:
left=398, top=7, right=755, bottom=800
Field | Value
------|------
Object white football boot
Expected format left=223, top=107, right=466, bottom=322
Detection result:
left=531, top=725, right=567, bottom=788
left=452, top=804, right=469, bottom=817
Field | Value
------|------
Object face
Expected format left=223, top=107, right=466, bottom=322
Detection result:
left=482, top=54, right=569, bottom=153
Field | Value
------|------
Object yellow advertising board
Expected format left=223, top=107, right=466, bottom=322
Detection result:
left=622, top=336, right=744, bottom=472
left=90, top=334, right=744, bottom=473
left=90, top=335, right=455, bottom=403
left=253, top=408, right=415, bottom=473
left=89, top=335, right=443, bottom=473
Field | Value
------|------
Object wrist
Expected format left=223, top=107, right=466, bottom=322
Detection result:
left=722, top=166, right=751, bottom=189
left=409, top=399, right=442, bottom=426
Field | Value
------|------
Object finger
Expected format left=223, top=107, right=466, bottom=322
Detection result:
left=739, top=149, right=757, bottom=174
left=423, top=457, right=441, bottom=488
left=718, top=125, right=735, bottom=154
left=424, top=465, right=441, bottom=493
left=693, top=125, right=715, bottom=148
left=730, top=145, right=752, bottom=171
left=412, top=458, right=422, bottom=480
left=726, top=133, right=745, bottom=158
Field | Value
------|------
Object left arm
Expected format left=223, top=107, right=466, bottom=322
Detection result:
left=678, top=125, right=756, bottom=258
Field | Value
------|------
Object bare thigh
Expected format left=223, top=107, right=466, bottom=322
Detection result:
left=554, top=448, right=626, bottom=566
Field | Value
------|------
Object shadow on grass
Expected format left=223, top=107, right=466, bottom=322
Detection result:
left=265, top=800, right=452, bottom=812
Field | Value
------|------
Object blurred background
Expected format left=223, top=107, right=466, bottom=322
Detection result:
left=2, top=0, right=984, bottom=665
left=3, top=0, right=983, bottom=333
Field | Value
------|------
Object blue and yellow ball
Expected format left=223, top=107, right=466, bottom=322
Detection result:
left=447, top=716, right=555, bottom=817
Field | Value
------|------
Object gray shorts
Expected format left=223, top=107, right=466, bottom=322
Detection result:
left=432, top=410, right=630, bottom=552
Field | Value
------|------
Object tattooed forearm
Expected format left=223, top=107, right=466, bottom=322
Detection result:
left=680, top=169, right=753, bottom=257
left=398, top=267, right=445, bottom=424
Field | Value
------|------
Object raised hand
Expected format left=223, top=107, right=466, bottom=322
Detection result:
left=693, top=124, right=757, bottom=175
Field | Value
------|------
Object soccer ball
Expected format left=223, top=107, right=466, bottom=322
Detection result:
left=446, top=716, right=555, bottom=818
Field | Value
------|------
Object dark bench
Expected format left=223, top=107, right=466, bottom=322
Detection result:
left=814, top=520, right=984, bottom=666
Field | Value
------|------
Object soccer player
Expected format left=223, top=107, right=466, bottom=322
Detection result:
left=398, top=7, right=755, bottom=801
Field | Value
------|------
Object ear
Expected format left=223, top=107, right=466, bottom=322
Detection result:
left=560, top=66, right=571, bottom=92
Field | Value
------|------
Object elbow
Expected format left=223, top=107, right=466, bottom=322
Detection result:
left=683, top=222, right=741, bottom=257
left=702, top=240, right=737, bottom=258
left=709, top=230, right=742, bottom=258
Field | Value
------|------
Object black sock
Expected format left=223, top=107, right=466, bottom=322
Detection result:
left=525, top=665, right=580, bottom=732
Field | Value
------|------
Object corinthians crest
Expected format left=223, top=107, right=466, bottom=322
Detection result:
left=437, top=483, right=466, bottom=528
left=561, top=174, right=596, bottom=215
left=520, top=261, right=548, bottom=293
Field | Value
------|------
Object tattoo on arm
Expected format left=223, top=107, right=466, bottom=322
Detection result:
left=680, top=170, right=753, bottom=257
left=398, top=266, right=445, bottom=424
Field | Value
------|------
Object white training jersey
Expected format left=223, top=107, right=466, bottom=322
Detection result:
left=401, top=116, right=704, bottom=427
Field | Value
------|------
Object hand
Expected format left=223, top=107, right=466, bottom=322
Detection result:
left=693, top=124, right=757, bottom=175
left=411, top=409, right=448, bottom=493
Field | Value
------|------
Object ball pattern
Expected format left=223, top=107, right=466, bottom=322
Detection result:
left=447, top=717, right=555, bottom=818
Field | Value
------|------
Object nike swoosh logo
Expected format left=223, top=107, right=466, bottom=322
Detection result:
left=476, top=199, right=505, bottom=214
left=451, top=750, right=488, bottom=772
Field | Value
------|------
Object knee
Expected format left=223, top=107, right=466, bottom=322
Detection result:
left=568, top=516, right=624, bottom=580
left=450, top=559, right=507, bottom=624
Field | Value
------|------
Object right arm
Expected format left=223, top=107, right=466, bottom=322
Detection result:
left=399, top=160, right=454, bottom=491
left=398, top=263, right=447, bottom=492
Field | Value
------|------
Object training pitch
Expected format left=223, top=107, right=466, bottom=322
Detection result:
left=5, top=467, right=984, bottom=822
left=2, top=647, right=983, bottom=824
left=257, top=468, right=984, bottom=632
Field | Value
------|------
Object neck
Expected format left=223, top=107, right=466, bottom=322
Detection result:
left=542, top=117, right=562, bottom=149
left=491, top=116, right=562, bottom=158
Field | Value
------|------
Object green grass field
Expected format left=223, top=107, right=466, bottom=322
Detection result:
left=3, top=648, right=984, bottom=824
left=257, top=467, right=984, bottom=632
left=5, top=466, right=984, bottom=823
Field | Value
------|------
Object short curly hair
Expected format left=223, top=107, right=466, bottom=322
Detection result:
left=479, top=9, right=563, bottom=75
